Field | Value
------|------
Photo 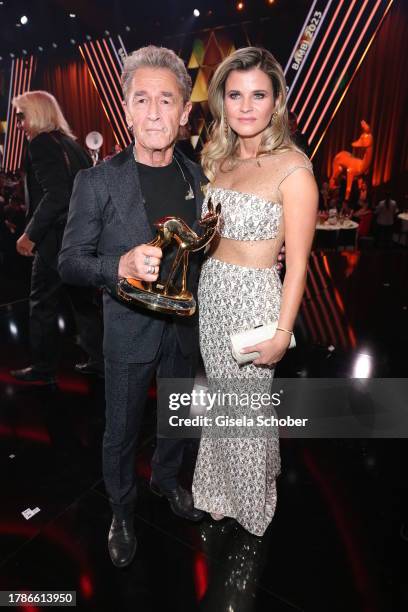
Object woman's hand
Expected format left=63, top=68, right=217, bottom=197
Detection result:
left=240, top=331, right=291, bottom=367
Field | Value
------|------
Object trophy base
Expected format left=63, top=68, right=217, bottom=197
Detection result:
left=117, top=278, right=196, bottom=317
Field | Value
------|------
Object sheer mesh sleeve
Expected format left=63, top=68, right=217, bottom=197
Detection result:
left=276, top=150, right=314, bottom=195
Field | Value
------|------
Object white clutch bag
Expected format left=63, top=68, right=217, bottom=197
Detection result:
left=230, top=322, right=296, bottom=365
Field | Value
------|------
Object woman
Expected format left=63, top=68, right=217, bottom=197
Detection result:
left=10, top=91, right=103, bottom=383
left=192, top=48, right=318, bottom=536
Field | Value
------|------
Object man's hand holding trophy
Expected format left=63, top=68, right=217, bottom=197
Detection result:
left=117, top=199, right=221, bottom=316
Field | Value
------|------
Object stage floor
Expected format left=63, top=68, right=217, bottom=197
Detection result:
left=0, top=250, right=407, bottom=611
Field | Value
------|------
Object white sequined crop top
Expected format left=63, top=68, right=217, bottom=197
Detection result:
left=202, top=151, right=313, bottom=241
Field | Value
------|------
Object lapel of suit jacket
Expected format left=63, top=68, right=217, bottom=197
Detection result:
left=104, top=145, right=154, bottom=244
left=176, top=150, right=207, bottom=231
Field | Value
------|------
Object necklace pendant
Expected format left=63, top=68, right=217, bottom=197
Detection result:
left=185, top=185, right=194, bottom=200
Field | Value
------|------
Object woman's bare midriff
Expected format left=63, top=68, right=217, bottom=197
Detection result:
left=207, top=236, right=284, bottom=269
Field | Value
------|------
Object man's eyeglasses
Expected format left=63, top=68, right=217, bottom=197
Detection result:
left=16, top=112, right=25, bottom=124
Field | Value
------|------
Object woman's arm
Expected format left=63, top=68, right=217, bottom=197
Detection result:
left=278, top=167, right=318, bottom=333
left=241, top=166, right=318, bottom=366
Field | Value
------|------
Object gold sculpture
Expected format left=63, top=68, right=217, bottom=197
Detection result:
left=329, top=120, right=373, bottom=200
left=117, top=199, right=221, bottom=316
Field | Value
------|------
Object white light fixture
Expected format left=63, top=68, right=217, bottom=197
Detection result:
left=70, top=38, right=76, bottom=45
left=193, top=9, right=200, bottom=17
left=352, top=353, right=373, bottom=379
left=69, top=13, right=76, bottom=18
left=9, top=322, right=18, bottom=337
left=58, top=316, right=65, bottom=332
left=20, top=15, right=28, bottom=25
left=38, top=46, right=44, bottom=52
left=52, top=42, right=58, bottom=48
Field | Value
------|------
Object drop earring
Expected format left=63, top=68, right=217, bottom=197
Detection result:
left=222, top=114, right=230, bottom=137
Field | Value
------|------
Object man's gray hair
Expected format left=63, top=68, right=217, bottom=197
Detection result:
left=121, top=45, right=192, bottom=103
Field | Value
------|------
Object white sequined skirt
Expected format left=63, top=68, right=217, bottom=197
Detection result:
left=193, top=257, right=282, bottom=536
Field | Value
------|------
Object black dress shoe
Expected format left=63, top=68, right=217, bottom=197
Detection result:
left=150, top=481, right=205, bottom=522
left=10, top=366, right=56, bottom=384
left=74, top=362, right=104, bottom=378
left=108, top=516, right=137, bottom=568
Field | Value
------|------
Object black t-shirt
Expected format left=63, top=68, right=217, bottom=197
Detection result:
left=136, top=156, right=196, bottom=232
left=136, top=155, right=197, bottom=285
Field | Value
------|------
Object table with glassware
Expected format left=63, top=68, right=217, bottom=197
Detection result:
left=315, top=211, right=359, bottom=249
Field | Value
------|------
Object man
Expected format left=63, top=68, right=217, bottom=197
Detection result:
left=59, top=46, right=206, bottom=568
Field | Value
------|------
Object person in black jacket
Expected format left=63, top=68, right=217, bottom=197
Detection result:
left=11, top=90, right=103, bottom=383
left=59, top=46, right=206, bottom=567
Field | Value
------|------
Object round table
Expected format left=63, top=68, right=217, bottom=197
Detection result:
left=316, top=220, right=359, bottom=231
left=315, top=219, right=359, bottom=249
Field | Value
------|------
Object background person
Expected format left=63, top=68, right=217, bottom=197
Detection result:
left=10, top=91, right=103, bottom=383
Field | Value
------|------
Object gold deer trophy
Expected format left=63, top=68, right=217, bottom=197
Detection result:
left=117, top=199, right=221, bottom=316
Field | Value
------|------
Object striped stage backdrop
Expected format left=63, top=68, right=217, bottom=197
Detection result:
left=79, top=36, right=131, bottom=149
left=1, top=1, right=394, bottom=169
left=284, top=0, right=394, bottom=158
left=2, top=55, right=36, bottom=172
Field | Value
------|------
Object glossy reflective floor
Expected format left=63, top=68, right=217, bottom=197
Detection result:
left=0, top=249, right=407, bottom=612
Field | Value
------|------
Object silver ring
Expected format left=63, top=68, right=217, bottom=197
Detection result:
left=147, top=265, right=155, bottom=274
left=144, top=255, right=151, bottom=265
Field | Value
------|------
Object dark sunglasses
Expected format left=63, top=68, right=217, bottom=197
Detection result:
left=16, top=112, right=25, bottom=123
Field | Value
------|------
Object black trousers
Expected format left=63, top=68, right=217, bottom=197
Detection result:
left=103, top=322, right=197, bottom=518
left=30, top=252, right=103, bottom=373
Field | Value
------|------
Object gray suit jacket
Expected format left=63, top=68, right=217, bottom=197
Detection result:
left=59, top=145, right=207, bottom=362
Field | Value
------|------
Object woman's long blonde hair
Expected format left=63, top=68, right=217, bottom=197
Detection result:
left=12, top=90, right=75, bottom=140
left=202, top=47, right=296, bottom=182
